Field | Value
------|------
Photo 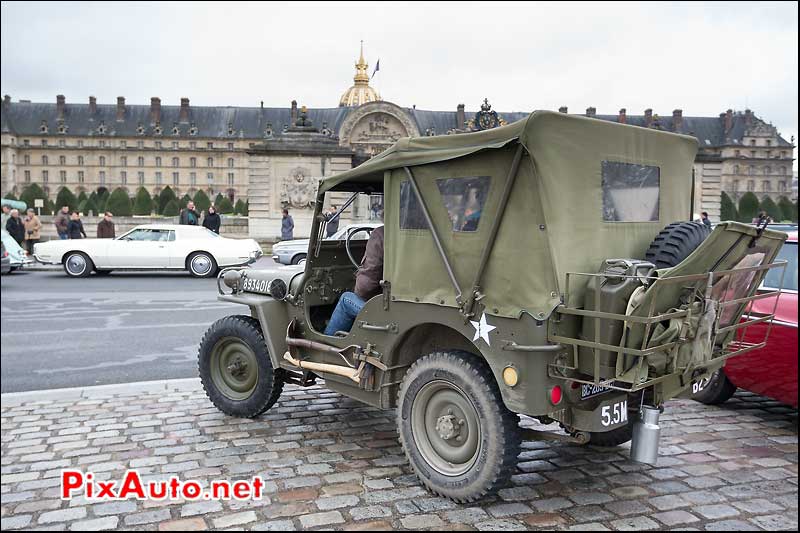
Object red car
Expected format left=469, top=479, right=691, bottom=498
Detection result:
left=694, top=230, right=798, bottom=407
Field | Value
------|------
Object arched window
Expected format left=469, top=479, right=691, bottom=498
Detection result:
left=207, top=157, right=214, bottom=167
left=99, top=156, right=106, bottom=166
left=155, top=157, right=162, bottom=167
left=190, top=157, right=196, bottom=168
left=748, top=165, right=755, bottom=175
left=764, top=166, right=771, bottom=175
left=78, top=156, right=84, bottom=166
left=42, top=155, right=49, bottom=165
left=227, top=158, right=234, bottom=168
left=733, top=164, right=739, bottom=174
left=138, top=156, right=144, bottom=166
left=172, top=157, right=179, bottom=167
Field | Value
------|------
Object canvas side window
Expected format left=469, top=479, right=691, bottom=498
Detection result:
left=602, top=161, right=660, bottom=222
left=435, top=176, right=491, bottom=232
left=399, top=180, right=427, bottom=230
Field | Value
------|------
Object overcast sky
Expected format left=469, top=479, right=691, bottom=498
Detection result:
left=2, top=1, right=797, bottom=164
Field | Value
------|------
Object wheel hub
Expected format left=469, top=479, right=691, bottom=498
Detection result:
left=227, top=357, right=248, bottom=379
left=435, top=414, right=463, bottom=441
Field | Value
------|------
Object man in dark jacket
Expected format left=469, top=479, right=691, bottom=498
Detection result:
left=324, top=226, right=384, bottom=335
left=180, top=201, right=200, bottom=225
left=5, top=209, right=25, bottom=245
left=97, top=212, right=116, bottom=238
left=281, top=209, right=294, bottom=240
left=202, top=206, right=222, bottom=234
left=325, top=206, right=340, bottom=237
left=67, top=212, right=87, bottom=239
left=54, top=206, right=70, bottom=239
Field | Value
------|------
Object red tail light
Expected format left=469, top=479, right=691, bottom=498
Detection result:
left=549, top=385, right=563, bottom=405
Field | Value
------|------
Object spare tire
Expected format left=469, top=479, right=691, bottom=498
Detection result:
left=645, top=221, right=711, bottom=269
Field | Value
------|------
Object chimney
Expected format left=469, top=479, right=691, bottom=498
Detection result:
left=724, top=109, right=733, bottom=133
left=150, top=97, right=161, bottom=124
left=290, top=100, right=298, bottom=123
left=585, top=107, right=596, bottom=117
left=89, top=96, right=97, bottom=115
left=179, top=97, right=190, bottom=123
left=744, top=108, right=752, bottom=126
left=57, top=94, right=66, bottom=119
left=618, top=108, right=627, bottom=124
left=644, top=108, right=653, bottom=127
left=558, top=106, right=568, bottom=113
left=116, top=96, right=125, bottom=121
left=456, top=104, right=465, bottom=129
left=672, top=109, right=683, bottom=132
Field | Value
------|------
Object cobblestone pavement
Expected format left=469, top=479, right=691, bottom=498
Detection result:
left=1, top=380, right=797, bottom=531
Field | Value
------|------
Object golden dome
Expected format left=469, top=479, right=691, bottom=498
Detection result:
left=339, top=41, right=381, bottom=107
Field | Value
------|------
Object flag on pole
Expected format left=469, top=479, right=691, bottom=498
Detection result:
left=371, top=59, right=380, bottom=79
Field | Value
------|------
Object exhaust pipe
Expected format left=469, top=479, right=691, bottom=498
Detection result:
left=630, top=405, right=661, bottom=465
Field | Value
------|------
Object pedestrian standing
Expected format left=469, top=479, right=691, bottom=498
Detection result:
left=180, top=201, right=200, bottom=225
left=281, top=208, right=294, bottom=241
left=23, top=208, right=42, bottom=254
left=700, top=212, right=712, bottom=228
left=1, top=204, right=10, bottom=229
left=54, top=206, right=70, bottom=240
left=97, top=212, right=116, bottom=238
left=67, top=211, right=87, bottom=239
left=6, top=209, right=25, bottom=245
left=325, top=205, right=340, bottom=237
left=202, top=205, right=222, bottom=234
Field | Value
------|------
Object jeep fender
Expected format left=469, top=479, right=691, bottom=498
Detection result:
left=217, top=293, right=289, bottom=368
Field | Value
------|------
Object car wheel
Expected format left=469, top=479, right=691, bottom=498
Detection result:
left=291, top=254, right=307, bottom=266
left=63, top=252, right=93, bottom=278
left=397, top=351, right=521, bottom=502
left=692, top=369, right=737, bottom=405
left=198, top=315, right=284, bottom=418
left=187, top=252, right=218, bottom=278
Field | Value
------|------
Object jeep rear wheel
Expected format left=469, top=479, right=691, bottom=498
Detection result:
left=397, top=351, right=521, bottom=502
left=198, top=315, right=284, bottom=417
left=692, top=369, right=737, bottom=405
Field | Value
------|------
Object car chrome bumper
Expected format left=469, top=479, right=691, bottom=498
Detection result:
left=33, top=254, right=59, bottom=265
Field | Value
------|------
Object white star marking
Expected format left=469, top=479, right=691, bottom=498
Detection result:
left=470, top=313, right=496, bottom=346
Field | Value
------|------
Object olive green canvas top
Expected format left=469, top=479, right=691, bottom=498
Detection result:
left=320, top=111, right=700, bottom=319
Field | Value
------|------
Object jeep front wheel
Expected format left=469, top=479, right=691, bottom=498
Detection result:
left=198, top=315, right=284, bottom=417
left=397, top=351, right=521, bottom=502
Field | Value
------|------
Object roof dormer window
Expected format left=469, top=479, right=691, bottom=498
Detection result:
left=189, top=123, right=198, bottom=136
left=137, top=123, right=145, bottom=135
left=97, top=121, right=106, bottom=135
left=154, top=122, right=163, bottom=136
left=39, top=120, right=48, bottom=134
left=227, top=123, right=235, bottom=136
left=172, top=123, right=180, bottom=135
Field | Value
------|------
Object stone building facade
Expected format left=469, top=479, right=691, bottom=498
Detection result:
left=1, top=47, right=794, bottom=238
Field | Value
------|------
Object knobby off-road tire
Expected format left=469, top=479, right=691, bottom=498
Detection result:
left=198, top=315, right=284, bottom=418
left=692, top=369, right=737, bottom=405
left=645, top=221, right=712, bottom=269
left=397, top=351, right=521, bottom=502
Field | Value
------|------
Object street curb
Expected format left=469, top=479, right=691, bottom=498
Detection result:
left=1, top=377, right=202, bottom=406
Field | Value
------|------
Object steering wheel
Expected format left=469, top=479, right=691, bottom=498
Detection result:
left=345, top=226, right=376, bottom=268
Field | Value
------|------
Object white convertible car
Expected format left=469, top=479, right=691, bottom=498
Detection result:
left=33, top=224, right=263, bottom=278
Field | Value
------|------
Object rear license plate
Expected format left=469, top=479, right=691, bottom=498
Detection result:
left=581, top=383, right=611, bottom=400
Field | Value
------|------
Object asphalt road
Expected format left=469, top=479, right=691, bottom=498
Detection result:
left=0, top=267, right=261, bottom=393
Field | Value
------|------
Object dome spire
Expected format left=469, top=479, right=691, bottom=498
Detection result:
left=353, top=40, right=370, bottom=84
left=340, top=41, right=380, bottom=107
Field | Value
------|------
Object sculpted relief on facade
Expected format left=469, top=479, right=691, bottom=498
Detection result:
left=280, top=166, right=319, bottom=209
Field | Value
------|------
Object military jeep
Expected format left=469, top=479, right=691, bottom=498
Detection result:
left=198, top=111, right=788, bottom=502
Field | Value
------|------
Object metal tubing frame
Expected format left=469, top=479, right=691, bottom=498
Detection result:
left=549, top=259, right=787, bottom=389
left=403, top=166, right=464, bottom=305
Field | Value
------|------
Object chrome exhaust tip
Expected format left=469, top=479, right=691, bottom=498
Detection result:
left=630, top=405, right=661, bottom=465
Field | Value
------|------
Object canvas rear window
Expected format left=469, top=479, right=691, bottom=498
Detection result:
left=602, top=161, right=660, bottom=222
left=399, top=180, right=427, bottom=230
left=435, top=176, right=491, bottom=232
